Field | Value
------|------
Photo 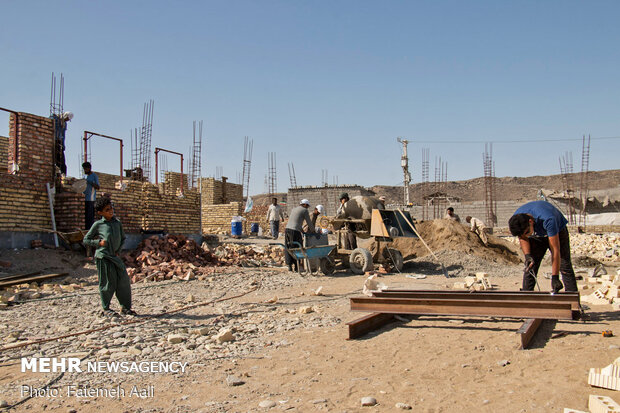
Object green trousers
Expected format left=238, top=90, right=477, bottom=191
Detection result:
left=96, top=257, right=132, bottom=310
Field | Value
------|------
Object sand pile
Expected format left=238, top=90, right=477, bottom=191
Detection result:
left=388, top=218, right=521, bottom=264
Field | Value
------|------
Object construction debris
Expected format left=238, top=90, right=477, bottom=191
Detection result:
left=453, top=272, right=494, bottom=291
left=571, top=233, right=620, bottom=262
left=122, top=235, right=287, bottom=283
left=580, top=267, right=620, bottom=306
left=589, top=357, right=620, bottom=391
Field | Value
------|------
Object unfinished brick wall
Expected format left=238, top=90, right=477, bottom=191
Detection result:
left=0, top=136, right=7, bottom=171
left=199, top=177, right=244, bottom=234
left=0, top=112, right=55, bottom=232
left=201, top=202, right=244, bottom=234
left=163, top=171, right=189, bottom=196
left=200, top=177, right=243, bottom=205
left=54, top=172, right=201, bottom=234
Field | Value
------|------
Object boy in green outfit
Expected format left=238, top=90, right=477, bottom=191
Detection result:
left=83, top=197, right=137, bottom=317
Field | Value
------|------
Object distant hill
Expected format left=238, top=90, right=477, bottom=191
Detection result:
left=251, top=169, right=620, bottom=206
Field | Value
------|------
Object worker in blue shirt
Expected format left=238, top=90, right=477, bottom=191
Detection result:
left=508, top=200, right=578, bottom=293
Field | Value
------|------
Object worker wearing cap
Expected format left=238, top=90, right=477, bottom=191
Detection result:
left=285, top=199, right=316, bottom=272
left=508, top=200, right=578, bottom=293
left=336, top=192, right=357, bottom=250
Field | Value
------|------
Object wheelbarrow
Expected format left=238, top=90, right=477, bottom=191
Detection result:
left=273, top=242, right=336, bottom=275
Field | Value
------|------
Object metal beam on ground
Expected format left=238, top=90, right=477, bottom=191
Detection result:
left=517, top=318, right=543, bottom=349
left=350, top=296, right=576, bottom=320
left=346, top=313, right=395, bottom=340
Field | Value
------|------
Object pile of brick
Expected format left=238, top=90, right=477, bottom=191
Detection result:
left=571, top=233, right=619, bottom=262
left=210, top=243, right=286, bottom=267
left=580, top=267, right=620, bottom=309
left=123, top=235, right=220, bottom=283
left=452, top=272, right=494, bottom=290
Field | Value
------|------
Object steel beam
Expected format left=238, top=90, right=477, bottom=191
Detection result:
left=350, top=296, right=575, bottom=320
left=372, top=290, right=581, bottom=311
left=346, top=313, right=395, bottom=340
left=517, top=318, right=543, bottom=349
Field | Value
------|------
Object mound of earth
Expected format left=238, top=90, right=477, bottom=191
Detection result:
left=387, top=219, right=521, bottom=264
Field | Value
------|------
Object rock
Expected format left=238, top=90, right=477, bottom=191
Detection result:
left=497, top=359, right=510, bottom=367
left=167, top=334, right=186, bottom=344
left=298, top=306, right=313, bottom=314
left=226, top=375, right=245, bottom=386
left=215, top=329, right=234, bottom=343
left=258, top=400, right=277, bottom=408
left=127, top=346, right=142, bottom=355
left=265, top=296, right=278, bottom=304
left=361, top=397, right=377, bottom=406
left=0, top=400, right=8, bottom=408
left=396, top=402, right=412, bottom=410
left=186, top=294, right=195, bottom=303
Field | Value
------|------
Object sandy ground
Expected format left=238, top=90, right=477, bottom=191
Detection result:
left=1, top=239, right=619, bottom=412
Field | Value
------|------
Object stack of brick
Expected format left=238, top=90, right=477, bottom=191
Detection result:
left=243, top=205, right=270, bottom=233
left=123, top=234, right=220, bottom=283
left=453, top=272, right=494, bottom=290
left=580, top=267, right=620, bottom=308
left=0, top=112, right=55, bottom=232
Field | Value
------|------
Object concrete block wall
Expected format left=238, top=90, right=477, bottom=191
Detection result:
left=0, top=112, right=55, bottom=232
left=287, top=185, right=375, bottom=216
left=405, top=200, right=523, bottom=227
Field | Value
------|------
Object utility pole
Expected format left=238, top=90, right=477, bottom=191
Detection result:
left=397, top=137, right=411, bottom=205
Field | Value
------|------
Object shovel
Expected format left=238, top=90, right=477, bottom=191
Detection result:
left=397, top=210, right=450, bottom=278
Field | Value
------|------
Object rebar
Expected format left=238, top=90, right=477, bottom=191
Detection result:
left=241, top=137, right=253, bottom=200
left=578, top=135, right=591, bottom=228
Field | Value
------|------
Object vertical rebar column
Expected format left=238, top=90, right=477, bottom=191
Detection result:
left=421, top=148, right=429, bottom=220
left=559, top=151, right=576, bottom=225
left=268, top=152, right=277, bottom=196
left=397, top=138, right=411, bottom=206
left=578, top=135, right=591, bottom=228
left=241, top=137, right=253, bottom=200
left=139, top=100, right=154, bottom=182
left=483, top=143, right=497, bottom=227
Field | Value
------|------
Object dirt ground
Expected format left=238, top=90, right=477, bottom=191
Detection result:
left=1, top=239, right=620, bottom=413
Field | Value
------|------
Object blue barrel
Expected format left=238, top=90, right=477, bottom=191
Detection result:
left=250, top=223, right=259, bottom=233
left=231, top=221, right=243, bottom=236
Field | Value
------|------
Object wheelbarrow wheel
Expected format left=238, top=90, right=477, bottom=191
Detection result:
left=319, top=257, right=335, bottom=276
left=385, top=248, right=404, bottom=272
left=349, top=248, right=373, bottom=274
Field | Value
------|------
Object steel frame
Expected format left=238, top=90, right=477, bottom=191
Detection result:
left=347, top=290, right=581, bottom=348
left=155, top=147, right=184, bottom=195
left=83, top=131, right=124, bottom=183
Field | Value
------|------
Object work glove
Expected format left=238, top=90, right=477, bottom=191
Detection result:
left=524, top=254, right=535, bottom=271
left=551, top=275, right=564, bottom=294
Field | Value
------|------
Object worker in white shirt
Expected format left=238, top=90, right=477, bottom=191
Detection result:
left=466, top=216, right=488, bottom=245
left=266, top=197, right=285, bottom=239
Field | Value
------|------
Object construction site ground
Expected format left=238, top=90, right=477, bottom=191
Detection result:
left=1, top=229, right=619, bottom=412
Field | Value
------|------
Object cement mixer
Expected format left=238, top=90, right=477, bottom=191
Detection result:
left=318, top=196, right=418, bottom=274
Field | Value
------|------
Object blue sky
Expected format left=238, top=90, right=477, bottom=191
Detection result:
left=1, top=1, right=619, bottom=195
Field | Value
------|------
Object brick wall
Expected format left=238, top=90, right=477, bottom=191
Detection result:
left=0, top=136, right=7, bottom=171
left=200, top=177, right=243, bottom=205
left=201, top=202, right=243, bottom=234
left=287, top=185, right=375, bottom=215
left=54, top=172, right=201, bottom=234
left=0, top=112, right=55, bottom=232
left=163, top=171, right=188, bottom=196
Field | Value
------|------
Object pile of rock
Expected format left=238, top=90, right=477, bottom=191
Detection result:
left=123, top=235, right=220, bottom=283
left=571, top=233, right=619, bottom=262
left=209, top=243, right=286, bottom=268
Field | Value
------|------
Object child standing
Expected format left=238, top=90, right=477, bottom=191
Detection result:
left=83, top=197, right=136, bottom=317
